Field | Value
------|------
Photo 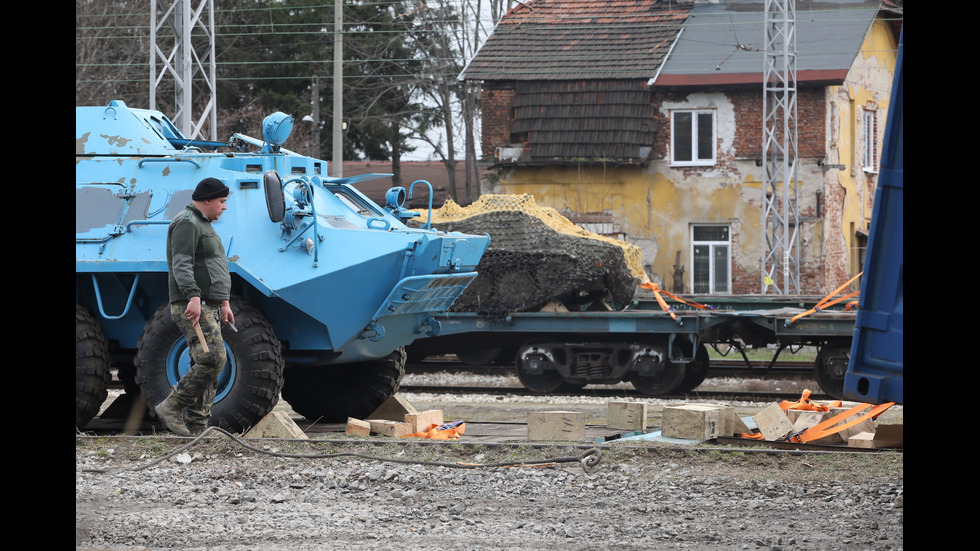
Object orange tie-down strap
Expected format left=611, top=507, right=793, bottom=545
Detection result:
left=740, top=398, right=895, bottom=443
left=792, top=402, right=894, bottom=444
left=402, top=421, right=466, bottom=440
left=637, top=282, right=716, bottom=320
left=779, top=389, right=842, bottom=413
left=788, top=272, right=862, bottom=324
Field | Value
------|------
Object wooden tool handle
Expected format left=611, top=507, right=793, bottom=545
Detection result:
left=194, top=323, right=210, bottom=353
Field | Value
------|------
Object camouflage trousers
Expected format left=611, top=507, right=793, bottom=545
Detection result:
left=169, top=301, right=228, bottom=430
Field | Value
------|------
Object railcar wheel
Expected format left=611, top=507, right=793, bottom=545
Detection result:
left=675, top=344, right=710, bottom=393
left=515, top=340, right=567, bottom=394
left=628, top=360, right=685, bottom=396
left=815, top=345, right=850, bottom=400
left=282, top=347, right=406, bottom=422
left=134, top=297, right=284, bottom=433
left=76, top=305, right=111, bottom=429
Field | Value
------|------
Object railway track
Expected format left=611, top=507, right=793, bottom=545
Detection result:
left=399, top=384, right=827, bottom=403
left=407, top=357, right=817, bottom=377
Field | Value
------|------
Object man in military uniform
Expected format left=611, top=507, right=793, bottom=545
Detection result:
left=154, top=177, right=235, bottom=436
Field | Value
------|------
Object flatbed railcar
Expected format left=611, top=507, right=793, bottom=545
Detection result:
left=406, top=295, right=856, bottom=398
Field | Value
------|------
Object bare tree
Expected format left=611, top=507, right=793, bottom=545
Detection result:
left=76, top=0, right=151, bottom=107
left=401, top=0, right=511, bottom=204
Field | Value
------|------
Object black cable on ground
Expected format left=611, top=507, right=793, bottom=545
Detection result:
left=90, top=427, right=603, bottom=474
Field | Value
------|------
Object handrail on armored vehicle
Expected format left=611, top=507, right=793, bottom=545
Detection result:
left=138, top=157, right=201, bottom=169
left=90, top=273, right=140, bottom=320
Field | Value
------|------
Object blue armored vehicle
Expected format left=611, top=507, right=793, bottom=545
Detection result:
left=76, top=100, right=490, bottom=431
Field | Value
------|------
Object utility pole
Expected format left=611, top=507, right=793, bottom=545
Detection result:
left=761, top=0, right=800, bottom=294
left=311, top=75, right=321, bottom=160
left=332, top=0, right=344, bottom=178
left=150, top=0, right=217, bottom=140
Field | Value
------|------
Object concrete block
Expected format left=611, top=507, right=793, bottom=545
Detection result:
left=368, top=394, right=418, bottom=421
left=607, top=401, right=648, bottom=431
left=662, top=404, right=723, bottom=441
left=367, top=419, right=413, bottom=438
left=752, top=403, right=793, bottom=441
left=345, top=417, right=371, bottom=437
left=244, top=411, right=307, bottom=440
left=527, top=411, right=585, bottom=441
left=405, top=409, right=444, bottom=433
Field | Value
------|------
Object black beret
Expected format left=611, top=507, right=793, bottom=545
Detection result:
left=192, top=178, right=230, bottom=201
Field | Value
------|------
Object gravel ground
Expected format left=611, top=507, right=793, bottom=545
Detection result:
left=76, top=373, right=903, bottom=551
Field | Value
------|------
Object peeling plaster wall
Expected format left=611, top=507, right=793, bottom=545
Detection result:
left=485, top=89, right=824, bottom=295
left=823, top=18, right=897, bottom=289
left=480, top=20, right=897, bottom=297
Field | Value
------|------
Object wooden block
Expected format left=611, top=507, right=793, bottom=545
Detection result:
left=367, top=419, right=413, bottom=438
left=244, top=411, right=307, bottom=440
left=721, top=407, right=751, bottom=437
left=785, top=408, right=808, bottom=425
left=752, top=403, right=793, bottom=441
left=345, top=417, right=371, bottom=437
left=607, top=401, right=648, bottom=431
left=848, top=432, right=877, bottom=448
left=873, top=424, right=903, bottom=448
left=829, top=406, right=876, bottom=441
left=662, top=404, right=723, bottom=441
left=405, top=410, right=444, bottom=433
left=368, top=394, right=418, bottom=421
left=790, top=410, right=842, bottom=444
left=527, top=411, right=585, bottom=441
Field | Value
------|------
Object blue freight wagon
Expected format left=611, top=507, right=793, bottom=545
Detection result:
left=844, top=31, right=904, bottom=405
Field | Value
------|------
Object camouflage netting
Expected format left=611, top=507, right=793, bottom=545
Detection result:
left=412, top=194, right=649, bottom=315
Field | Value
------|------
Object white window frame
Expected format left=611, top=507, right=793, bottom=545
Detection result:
left=863, top=110, right=877, bottom=173
left=670, top=109, right=716, bottom=167
left=691, top=224, right=731, bottom=294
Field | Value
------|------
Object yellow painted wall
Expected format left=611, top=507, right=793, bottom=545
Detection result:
left=488, top=17, right=898, bottom=294
left=496, top=165, right=761, bottom=287
left=829, top=18, right=898, bottom=277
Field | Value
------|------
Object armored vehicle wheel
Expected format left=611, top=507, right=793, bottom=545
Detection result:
left=76, top=305, right=111, bottom=429
left=282, top=347, right=406, bottom=422
left=675, top=344, right=710, bottom=393
left=815, top=344, right=850, bottom=400
left=134, top=297, right=284, bottom=433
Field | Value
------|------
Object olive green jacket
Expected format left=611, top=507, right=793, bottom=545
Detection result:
left=167, top=204, right=231, bottom=304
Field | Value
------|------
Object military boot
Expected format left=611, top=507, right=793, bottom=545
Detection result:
left=154, top=395, right=191, bottom=436
left=185, top=422, right=209, bottom=437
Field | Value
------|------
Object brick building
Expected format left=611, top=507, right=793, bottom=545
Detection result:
left=463, top=0, right=902, bottom=296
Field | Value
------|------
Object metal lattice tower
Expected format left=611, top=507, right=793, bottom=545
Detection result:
left=150, top=0, right=217, bottom=141
left=761, top=0, right=800, bottom=294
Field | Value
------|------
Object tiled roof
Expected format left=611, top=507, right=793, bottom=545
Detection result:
left=512, top=79, right=657, bottom=161
left=463, top=0, right=690, bottom=81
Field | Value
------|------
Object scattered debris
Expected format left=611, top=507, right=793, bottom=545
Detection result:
left=346, top=394, right=449, bottom=438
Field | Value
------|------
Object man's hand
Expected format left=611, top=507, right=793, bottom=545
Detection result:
left=185, top=296, right=202, bottom=326
left=220, top=300, right=235, bottom=328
